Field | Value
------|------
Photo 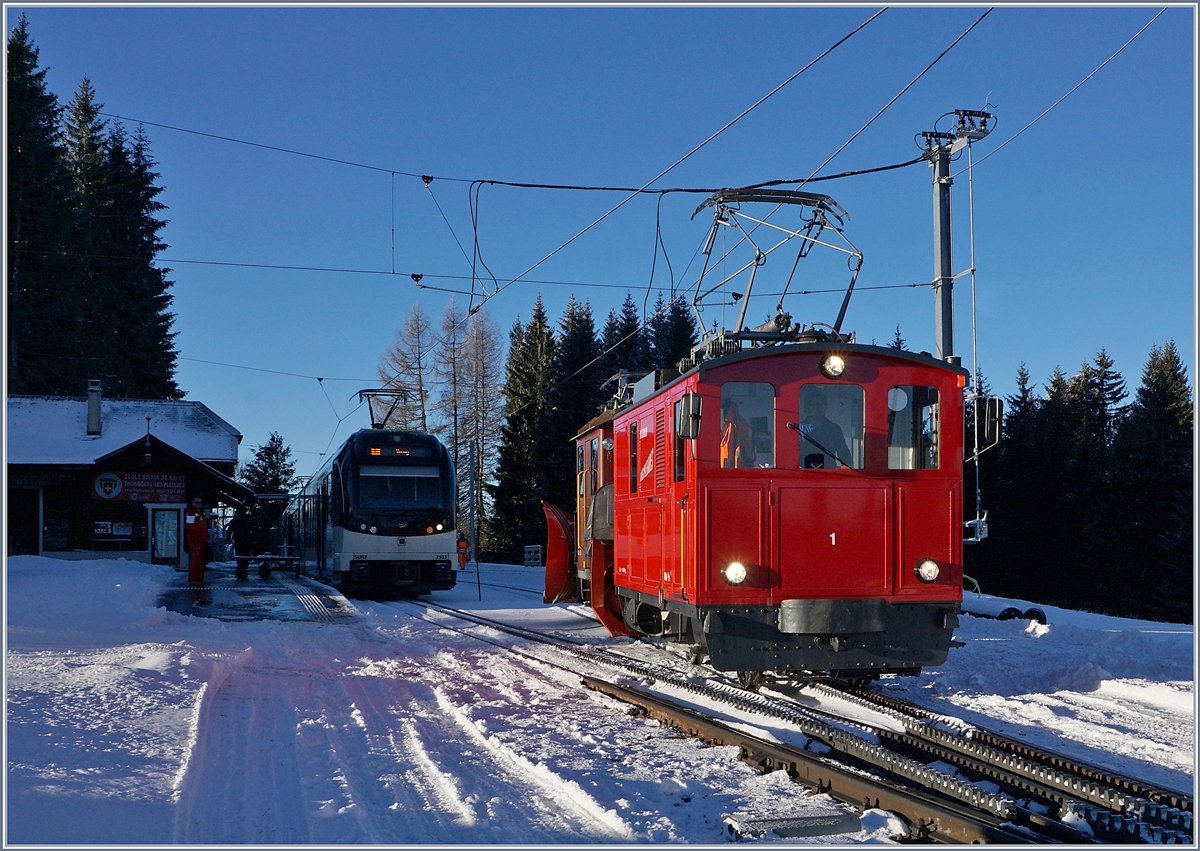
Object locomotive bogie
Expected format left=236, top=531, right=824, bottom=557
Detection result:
left=553, top=343, right=971, bottom=679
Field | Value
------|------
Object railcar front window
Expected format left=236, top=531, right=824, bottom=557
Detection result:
left=358, top=466, right=443, bottom=510
left=887, top=386, right=939, bottom=469
left=798, top=384, right=864, bottom=469
left=719, top=382, right=775, bottom=468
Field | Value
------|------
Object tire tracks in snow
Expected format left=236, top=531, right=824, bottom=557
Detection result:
left=172, top=648, right=310, bottom=844
left=171, top=621, right=635, bottom=844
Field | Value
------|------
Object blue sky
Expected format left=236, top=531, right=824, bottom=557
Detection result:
left=9, top=5, right=1195, bottom=477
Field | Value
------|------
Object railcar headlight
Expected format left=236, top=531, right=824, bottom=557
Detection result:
left=369, top=525, right=378, bottom=534
left=436, top=523, right=444, bottom=531
left=915, top=559, right=941, bottom=582
left=723, top=562, right=748, bottom=585
left=821, top=354, right=846, bottom=378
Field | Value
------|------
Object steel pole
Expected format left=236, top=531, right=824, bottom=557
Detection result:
left=470, top=440, right=480, bottom=600
left=931, top=145, right=955, bottom=362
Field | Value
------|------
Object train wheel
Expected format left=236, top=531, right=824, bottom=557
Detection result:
left=736, top=671, right=764, bottom=692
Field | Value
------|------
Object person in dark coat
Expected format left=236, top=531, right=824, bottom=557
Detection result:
left=228, top=508, right=254, bottom=558
left=185, top=496, right=210, bottom=584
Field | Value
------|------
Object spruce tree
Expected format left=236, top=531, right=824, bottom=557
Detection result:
left=597, top=293, right=652, bottom=393
left=487, top=298, right=557, bottom=560
left=89, top=123, right=181, bottom=398
left=8, top=24, right=181, bottom=399
left=649, top=292, right=698, bottom=370
left=7, top=16, right=73, bottom=395
left=238, top=433, right=300, bottom=553
left=538, top=296, right=603, bottom=512
left=1111, top=341, right=1193, bottom=620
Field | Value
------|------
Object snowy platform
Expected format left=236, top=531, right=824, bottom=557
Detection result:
left=156, top=562, right=352, bottom=623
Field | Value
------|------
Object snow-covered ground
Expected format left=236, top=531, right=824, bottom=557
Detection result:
left=5, top=556, right=1194, bottom=845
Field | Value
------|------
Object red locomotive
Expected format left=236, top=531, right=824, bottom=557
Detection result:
left=544, top=187, right=993, bottom=686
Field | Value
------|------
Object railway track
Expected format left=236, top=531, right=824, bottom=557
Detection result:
left=394, top=598, right=1193, bottom=844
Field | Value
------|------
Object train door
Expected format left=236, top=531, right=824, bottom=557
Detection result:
left=667, top=397, right=691, bottom=597
left=887, top=383, right=961, bottom=594
left=316, top=482, right=328, bottom=577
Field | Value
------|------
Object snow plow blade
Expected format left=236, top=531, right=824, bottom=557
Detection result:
left=542, top=500, right=579, bottom=604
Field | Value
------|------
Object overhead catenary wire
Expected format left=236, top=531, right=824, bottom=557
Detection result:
left=461, top=7, right=888, bottom=316
left=952, top=7, right=1166, bottom=178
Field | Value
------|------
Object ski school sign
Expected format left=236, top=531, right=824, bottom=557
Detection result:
left=92, top=472, right=187, bottom=503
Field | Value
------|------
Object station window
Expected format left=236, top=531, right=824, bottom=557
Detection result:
left=798, top=384, right=864, bottom=469
left=888, top=386, right=939, bottom=469
left=720, top=382, right=774, bottom=468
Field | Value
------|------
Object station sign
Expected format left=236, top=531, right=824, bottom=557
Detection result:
left=92, top=471, right=187, bottom=503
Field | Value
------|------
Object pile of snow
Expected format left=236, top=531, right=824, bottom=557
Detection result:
left=5, top=556, right=1193, bottom=844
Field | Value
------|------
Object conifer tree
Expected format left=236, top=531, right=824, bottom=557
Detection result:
left=649, top=292, right=698, bottom=370
left=8, top=22, right=181, bottom=398
left=599, top=293, right=652, bottom=380
left=1110, top=340, right=1193, bottom=620
left=538, top=296, right=603, bottom=511
left=7, top=16, right=73, bottom=394
left=487, top=298, right=557, bottom=559
left=94, top=124, right=181, bottom=398
left=238, top=432, right=299, bottom=553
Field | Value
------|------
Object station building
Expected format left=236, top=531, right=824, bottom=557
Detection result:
left=6, top=380, right=253, bottom=565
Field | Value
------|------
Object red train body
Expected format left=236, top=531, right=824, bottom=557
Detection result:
left=545, top=341, right=969, bottom=680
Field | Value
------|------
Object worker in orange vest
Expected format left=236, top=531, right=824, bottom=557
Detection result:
left=456, top=533, right=469, bottom=570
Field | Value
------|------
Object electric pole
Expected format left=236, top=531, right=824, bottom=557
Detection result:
left=920, top=109, right=994, bottom=365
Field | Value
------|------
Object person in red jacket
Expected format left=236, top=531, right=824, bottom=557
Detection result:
left=185, top=496, right=210, bottom=584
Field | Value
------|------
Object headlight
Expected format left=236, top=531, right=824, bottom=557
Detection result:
left=723, top=562, right=748, bottom=585
left=369, top=526, right=378, bottom=534
left=915, top=559, right=940, bottom=582
left=436, top=523, right=444, bottom=531
left=821, top=354, right=846, bottom=378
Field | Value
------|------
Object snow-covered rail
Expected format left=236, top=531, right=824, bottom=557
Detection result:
left=393, top=597, right=1191, bottom=844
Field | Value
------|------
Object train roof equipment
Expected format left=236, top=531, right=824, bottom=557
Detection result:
left=685, top=187, right=864, bottom=366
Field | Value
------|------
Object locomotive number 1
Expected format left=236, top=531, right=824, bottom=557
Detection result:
left=830, top=532, right=836, bottom=546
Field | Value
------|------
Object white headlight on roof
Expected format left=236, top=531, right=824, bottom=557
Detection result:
left=821, top=354, right=846, bottom=378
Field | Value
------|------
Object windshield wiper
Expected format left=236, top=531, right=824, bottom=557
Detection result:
left=787, top=422, right=851, bottom=469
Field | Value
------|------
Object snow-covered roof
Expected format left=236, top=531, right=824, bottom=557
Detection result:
left=5, top=396, right=242, bottom=466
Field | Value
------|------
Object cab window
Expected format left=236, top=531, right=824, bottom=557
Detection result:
left=628, top=421, right=638, bottom=493
left=799, top=384, right=864, bottom=469
left=719, top=382, right=774, bottom=468
left=888, top=386, right=939, bottom=469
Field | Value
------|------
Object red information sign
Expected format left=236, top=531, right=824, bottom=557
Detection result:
left=92, top=472, right=188, bottom=503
